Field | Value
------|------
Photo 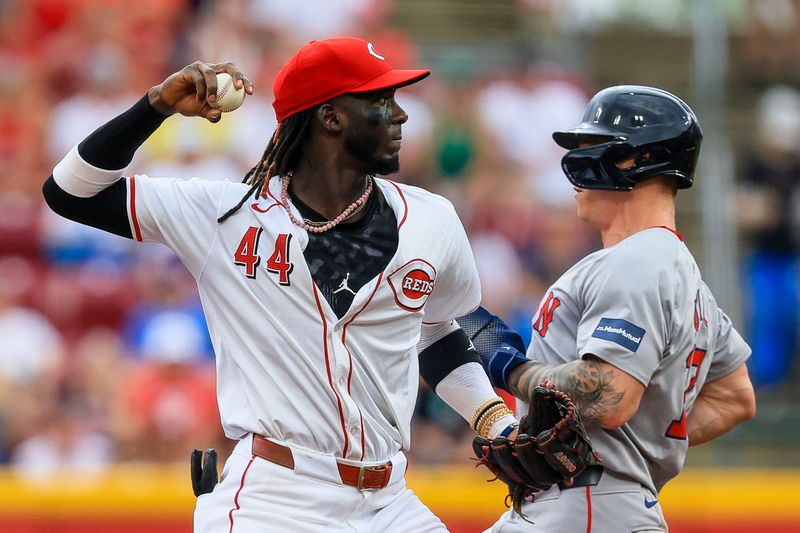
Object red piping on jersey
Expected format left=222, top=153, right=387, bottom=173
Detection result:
left=387, top=180, right=408, bottom=230
left=341, top=271, right=384, bottom=460
left=651, top=225, right=684, bottom=241
left=585, top=486, right=592, bottom=533
left=129, top=176, right=143, bottom=242
left=266, top=185, right=282, bottom=206
left=358, top=412, right=366, bottom=461
left=250, top=201, right=281, bottom=214
left=312, top=283, right=350, bottom=457
left=228, top=455, right=255, bottom=533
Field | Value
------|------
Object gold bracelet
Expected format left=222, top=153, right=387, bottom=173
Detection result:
left=474, top=403, right=508, bottom=431
left=470, top=398, right=504, bottom=430
left=475, top=405, right=505, bottom=437
left=477, top=409, right=514, bottom=439
left=470, top=398, right=503, bottom=426
left=477, top=405, right=515, bottom=438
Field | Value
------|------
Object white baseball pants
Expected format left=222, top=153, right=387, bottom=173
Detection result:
left=194, top=434, right=449, bottom=533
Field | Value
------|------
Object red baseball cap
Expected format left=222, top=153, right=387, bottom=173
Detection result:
left=272, top=37, right=431, bottom=122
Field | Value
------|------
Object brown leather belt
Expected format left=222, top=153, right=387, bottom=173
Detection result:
left=252, top=434, right=393, bottom=490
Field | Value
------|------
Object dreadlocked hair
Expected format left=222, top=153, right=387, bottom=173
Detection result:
left=217, top=107, right=315, bottom=223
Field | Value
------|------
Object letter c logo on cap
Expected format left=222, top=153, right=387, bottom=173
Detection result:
left=367, top=42, right=385, bottom=61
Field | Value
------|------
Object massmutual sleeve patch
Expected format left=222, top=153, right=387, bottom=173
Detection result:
left=591, top=318, right=646, bottom=352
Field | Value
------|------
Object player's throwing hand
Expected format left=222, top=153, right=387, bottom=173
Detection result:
left=147, top=61, right=254, bottom=122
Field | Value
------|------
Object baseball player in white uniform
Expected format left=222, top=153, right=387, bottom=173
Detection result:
left=43, top=38, right=522, bottom=532
left=467, top=86, right=756, bottom=532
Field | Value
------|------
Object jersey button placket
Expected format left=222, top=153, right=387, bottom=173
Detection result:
left=331, top=331, right=362, bottom=457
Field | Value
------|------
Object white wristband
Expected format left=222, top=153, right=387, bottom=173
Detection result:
left=434, top=362, right=501, bottom=423
left=488, top=414, right=519, bottom=440
left=52, top=145, right=127, bottom=198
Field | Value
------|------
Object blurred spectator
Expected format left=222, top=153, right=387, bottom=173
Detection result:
left=10, top=397, right=113, bottom=481
left=36, top=260, right=138, bottom=340
left=471, top=231, right=526, bottom=315
left=248, top=0, right=382, bottom=46
left=45, top=42, right=139, bottom=163
left=141, top=118, right=246, bottom=182
left=742, top=0, right=800, bottom=85
left=39, top=204, right=137, bottom=268
left=113, top=331, right=220, bottom=462
left=0, top=271, right=64, bottom=386
left=432, top=82, right=479, bottom=185
left=0, top=257, right=64, bottom=462
left=0, top=191, right=42, bottom=260
left=736, top=84, right=800, bottom=388
left=67, top=328, right=130, bottom=438
left=476, top=64, right=588, bottom=207
left=0, top=57, right=49, bottom=196
left=408, top=382, right=473, bottom=465
left=122, top=254, right=214, bottom=363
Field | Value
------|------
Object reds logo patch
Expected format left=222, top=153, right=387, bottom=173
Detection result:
left=388, top=259, right=437, bottom=312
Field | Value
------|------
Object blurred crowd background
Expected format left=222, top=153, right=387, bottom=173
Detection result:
left=1, top=0, right=799, bottom=481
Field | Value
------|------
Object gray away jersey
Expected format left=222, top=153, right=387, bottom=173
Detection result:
left=526, top=227, right=750, bottom=494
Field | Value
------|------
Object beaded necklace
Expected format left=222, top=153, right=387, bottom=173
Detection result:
left=280, top=173, right=374, bottom=234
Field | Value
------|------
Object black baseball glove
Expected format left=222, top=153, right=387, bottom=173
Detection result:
left=191, top=448, right=219, bottom=497
left=473, top=380, right=597, bottom=517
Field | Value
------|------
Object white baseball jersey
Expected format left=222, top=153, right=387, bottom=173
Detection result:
left=526, top=227, right=750, bottom=494
left=124, top=173, right=481, bottom=463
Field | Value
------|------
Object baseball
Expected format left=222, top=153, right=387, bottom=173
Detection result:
left=210, top=72, right=245, bottom=112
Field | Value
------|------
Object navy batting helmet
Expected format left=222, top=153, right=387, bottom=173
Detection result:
left=553, top=85, right=703, bottom=191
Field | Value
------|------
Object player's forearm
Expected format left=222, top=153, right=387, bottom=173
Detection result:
left=685, top=395, right=735, bottom=446
left=508, top=358, right=627, bottom=428
left=686, top=367, right=756, bottom=446
left=434, top=362, right=517, bottom=438
left=418, top=324, right=516, bottom=439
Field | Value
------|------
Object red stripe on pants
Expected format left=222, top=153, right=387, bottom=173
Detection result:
left=228, top=455, right=255, bottom=532
left=585, top=486, right=593, bottom=533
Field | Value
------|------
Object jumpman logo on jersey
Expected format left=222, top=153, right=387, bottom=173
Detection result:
left=334, top=272, right=357, bottom=296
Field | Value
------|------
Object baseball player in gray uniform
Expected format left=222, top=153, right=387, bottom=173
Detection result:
left=42, top=38, right=526, bottom=532
left=470, top=86, right=756, bottom=532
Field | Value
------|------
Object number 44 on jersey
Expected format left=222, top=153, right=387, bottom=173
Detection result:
left=233, top=226, right=294, bottom=285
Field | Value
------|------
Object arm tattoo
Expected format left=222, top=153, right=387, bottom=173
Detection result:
left=508, top=356, right=626, bottom=426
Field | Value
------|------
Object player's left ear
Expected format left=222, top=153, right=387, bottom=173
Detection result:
left=317, top=103, right=343, bottom=134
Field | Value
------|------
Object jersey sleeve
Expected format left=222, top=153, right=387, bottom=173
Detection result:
left=423, top=204, right=482, bottom=323
left=575, top=251, right=670, bottom=386
left=127, top=174, right=231, bottom=279
left=707, top=307, right=752, bottom=382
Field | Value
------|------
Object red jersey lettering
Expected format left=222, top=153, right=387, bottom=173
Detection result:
left=233, top=226, right=263, bottom=279
left=665, top=346, right=707, bottom=440
left=266, top=233, right=294, bottom=286
left=533, top=291, right=561, bottom=338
